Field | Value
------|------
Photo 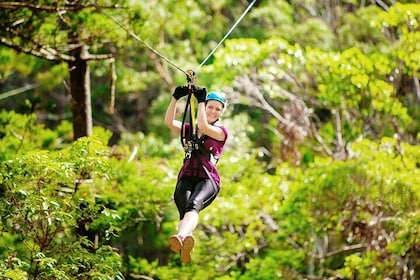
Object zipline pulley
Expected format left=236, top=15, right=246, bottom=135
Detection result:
left=186, top=70, right=196, bottom=85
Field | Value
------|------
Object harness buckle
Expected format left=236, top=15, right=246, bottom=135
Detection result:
left=184, top=136, right=199, bottom=160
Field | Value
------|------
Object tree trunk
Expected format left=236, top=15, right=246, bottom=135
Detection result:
left=69, top=45, right=92, bottom=140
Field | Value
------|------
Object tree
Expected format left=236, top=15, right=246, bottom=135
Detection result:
left=0, top=1, right=116, bottom=140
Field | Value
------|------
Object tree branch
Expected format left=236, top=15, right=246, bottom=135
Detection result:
left=310, top=124, right=334, bottom=156
left=0, top=2, right=120, bottom=12
left=413, top=74, right=420, bottom=102
left=315, top=243, right=367, bottom=259
left=82, top=52, right=114, bottom=61
left=1, top=37, right=75, bottom=61
left=1, top=37, right=114, bottom=62
left=109, top=57, right=116, bottom=114
left=232, top=74, right=290, bottom=125
left=374, top=0, right=389, bottom=12
left=148, top=51, right=174, bottom=87
left=333, top=108, right=346, bottom=159
left=0, top=84, right=38, bottom=101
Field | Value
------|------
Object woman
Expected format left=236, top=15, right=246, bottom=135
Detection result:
left=164, top=85, right=228, bottom=264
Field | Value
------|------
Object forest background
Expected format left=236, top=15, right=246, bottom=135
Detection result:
left=0, top=0, right=419, bottom=279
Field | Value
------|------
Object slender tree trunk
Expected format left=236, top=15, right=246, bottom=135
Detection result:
left=69, top=44, right=92, bottom=140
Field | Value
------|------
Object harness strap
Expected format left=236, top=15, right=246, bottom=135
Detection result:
left=180, top=71, right=196, bottom=149
left=190, top=90, right=196, bottom=136
left=180, top=90, right=192, bottom=148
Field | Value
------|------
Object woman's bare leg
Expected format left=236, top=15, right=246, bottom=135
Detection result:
left=178, top=211, right=198, bottom=237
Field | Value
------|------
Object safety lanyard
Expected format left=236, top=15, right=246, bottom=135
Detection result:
left=180, top=70, right=197, bottom=150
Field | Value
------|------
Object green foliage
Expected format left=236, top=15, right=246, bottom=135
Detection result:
left=206, top=3, right=419, bottom=158
left=1, top=1, right=420, bottom=279
left=0, top=110, right=59, bottom=160
left=0, top=48, right=40, bottom=80
left=387, top=210, right=419, bottom=267
left=37, top=63, right=68, bottom=92
left=307, top=46, right=411, bottom=125
left=0, top=135, right=124, bottom=278
left=247, top=0, right=295, bottom=41
left=3, top=0, right=419, bottom=155
left=373, top=3, right=420, bottom=76
left=269, top=138, right=420, bottom=278
left=338, top=6, right=388, bottom=52
left=0, top=111, right=419, bottom=279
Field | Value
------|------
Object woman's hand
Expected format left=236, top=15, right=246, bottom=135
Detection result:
left=194, top=87, right=207, bottom=103
left=172, top=86, right=189, bottom=100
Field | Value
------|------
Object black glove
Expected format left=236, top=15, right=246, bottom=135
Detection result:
left=172, top=86, right=189, bottom=100
left=194, top=87, right=207, bottom=103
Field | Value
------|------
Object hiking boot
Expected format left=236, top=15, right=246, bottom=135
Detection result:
left=169, top=235, right=182, bottom=254
left=180, top=235, right=195, bottom=264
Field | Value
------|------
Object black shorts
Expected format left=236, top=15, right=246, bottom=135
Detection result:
left=174, top=176, right=219, bottom=220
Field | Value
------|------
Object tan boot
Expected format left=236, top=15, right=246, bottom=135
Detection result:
left=180, top=235, right=195, bottom=264
left=169, top=235, right=182, bottom=254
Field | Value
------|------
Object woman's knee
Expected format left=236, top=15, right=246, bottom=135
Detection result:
left=185, top=199, right=204, bottom=212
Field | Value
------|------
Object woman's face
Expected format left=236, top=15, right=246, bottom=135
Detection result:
left=205, top=100, right=224, bottom=123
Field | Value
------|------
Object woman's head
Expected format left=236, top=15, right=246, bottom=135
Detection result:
left=205, top=91, right=226, bottom=123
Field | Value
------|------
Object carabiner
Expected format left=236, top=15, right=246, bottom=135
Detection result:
left=186, top=70, right=196, bottom=85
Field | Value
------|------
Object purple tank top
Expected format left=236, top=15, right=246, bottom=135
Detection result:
left=178, top=123, right=228, bottom=188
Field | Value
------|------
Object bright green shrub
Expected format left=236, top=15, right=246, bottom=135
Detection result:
left=0, top=110, right=59, bottom=160
left=0, top=136, right=124, bottom=279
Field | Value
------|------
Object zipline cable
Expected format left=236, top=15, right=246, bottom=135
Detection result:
left=101, top=0, right=256, bottom=78
left=101, top=11, right=189, bottom=76
left=194, top=0, right=257, bottom=73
